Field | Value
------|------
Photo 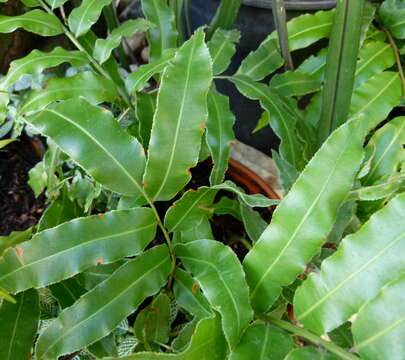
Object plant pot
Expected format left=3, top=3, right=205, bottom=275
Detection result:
left=228, top=158, right=280, bottom=200
left=187, top=0, right=336, bottom=156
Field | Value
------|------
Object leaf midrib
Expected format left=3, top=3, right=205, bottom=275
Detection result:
left=39, top=255, right=169, bottom=359
left=7, top=292, right=25, bottom=360
left=250, top=132, right=351, bottom=300
left=0, top=223, right=155, bottom=286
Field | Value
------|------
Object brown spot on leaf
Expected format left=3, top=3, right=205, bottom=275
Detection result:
left=97, top=213, right=105, bottom=219
left=96, top=258, right=104, bottom=265
left=191, top=282, right=200, bottom=294
left=13, top=246, right=25, bottom=265
left=199, top=123, right=206, bottom=131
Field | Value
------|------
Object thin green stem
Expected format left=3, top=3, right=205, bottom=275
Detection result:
left=383, top=27, right=405, bottom=100
left=272, top=0, right=294, bottom=71
left=38, top=0, right=132, bottom=108
left=258, top=314, right=360, bottom=360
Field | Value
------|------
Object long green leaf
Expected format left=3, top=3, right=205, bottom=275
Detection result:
left=143, top=29, right=212, bottom=201
left=353, top=274, right=405, bottom=359
left=317, top=0, right=365, bottom=144
left=77, top=261, right=126, bottom=291
left=243, top=115, right=374, bottom=312
left=35, top=245, right=171, bottom=360
left=26, top=98, right=146, bottom=196
left=49, top=277, right=86, bottom=309
left=208, top=28, right=240, bottom=75
left=237, top=10, right=334, bottom=81
left=0, top=289, right=39, bottom=360
left=126, top=49, right=176, bottom=93
left=0, top=47, right=88, bottom=122
left=294, top=193, right=405, bottom=335
left=348, top=71, right=402, bottom=124
left=379, top=0, right=405, bottom=39
left=173, top=268, right=212, bottom=319
left=0, top=208, right=156, bottom=293
left=19, top=71, right=118, bottom=116
left=207, top=86, right=235, bottom=185
left=141, top=0, right=178, bottom=62
left=173, top=216, right=214, bottom=245
left=94, top=19, right=154, bottom=64
left=207, top=0, right=242, bottom=39
left=0, top=9, right=63, bottom=36
left=228, top=75, right=304, bottom=170
left=229, top=324, right=294, bottom=360
left=176, top=240, right=253, bottom=349
left=110, top=315, right=226, bottom=359
left=68, top=0, right=112, bottom=37
left=363, top=116, right=405, bottom=186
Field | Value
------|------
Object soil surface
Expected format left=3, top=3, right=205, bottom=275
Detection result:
left=0, top=136, right=45, bottom=235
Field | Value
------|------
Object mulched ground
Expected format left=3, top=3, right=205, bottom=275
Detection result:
left=0, top=135, right=45, bottom=235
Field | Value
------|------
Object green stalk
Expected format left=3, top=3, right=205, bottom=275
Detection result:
left=383, top=28, right=405, bottom=100
left=259, top=314, right=360, bottom=360
left=103, top=1, right=130, bottom=70
left=272, top=0, right=294, bottom=71
left=207, top=0, right=242, bottom=39
left=169, top=0, right=184, bottom=44
left=317, top=0, right=365, bottom=146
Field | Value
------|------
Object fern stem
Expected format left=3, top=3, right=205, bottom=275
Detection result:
left=38, top=0, right=132, bottom=108
left=383, top=27, right=405, bottom=100
left=259, top=314, right=360, bottom=360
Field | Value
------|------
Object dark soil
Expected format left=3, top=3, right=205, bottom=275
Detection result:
left=0, top=135, right=46, bottom=236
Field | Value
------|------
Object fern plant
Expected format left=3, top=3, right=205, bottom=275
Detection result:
left=0, top=0, right=404, bottom=359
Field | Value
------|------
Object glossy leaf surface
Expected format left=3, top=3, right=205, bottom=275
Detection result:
left=68, top=0, right=112, bottom=37
left=176, top=240, right=253, bottom=349
left=0, top=228, right=32, bottom=256
left=294, top=193, right=405, bottom=334
left=285, top=347, right=340, bottom=360
left=19, top=71, right=118, bottom=115
left=207, top=0, right=242, bottom=39
left=208, top=28, right=240, bottom=75
left=353, top=274, right=405, bottom=359
left=45, top=0, right=70, bottom=9
left=0, top=208, right=156, bottom=293
left=94, top=19, right=154, bottom=64
left=136, top=91, right=157, bottom=151
left=143, top=29, right=212, bottom=201
left=348, top=72, right=402, bottom=124
left=141, top=0, right=178, bottom=61
left=229, top=324, right=293, bottom=360
left=173, top=268, right=212, bottom=319
left=36, top=245, right=171, bottom=360
left=26, top=98, right=146, bottom=196
left=243, top=116, right=372, bottom=312
left=0, top=289, right=39, bottom=360
left=0, top=9, right=63, bottom=36
left=207, top=86, right=235, bottom=185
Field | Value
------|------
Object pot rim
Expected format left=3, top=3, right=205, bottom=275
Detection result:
left=228, top=158, right=280, bottom=201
